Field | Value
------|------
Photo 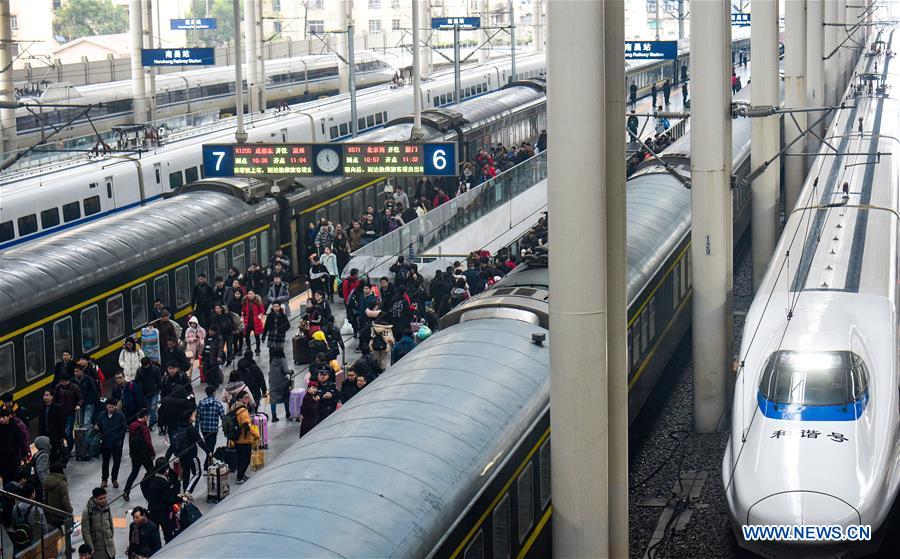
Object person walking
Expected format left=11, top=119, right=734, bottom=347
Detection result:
left=93, top=399, right=126, bottom=489
left=267, top=348, right=291, bottom=422
left=242, top=290, right=266, bottom=355
left=81, top=487, right=115, bottom=559
left=140, top=458, right=180, bottom=543
left=43, top=463, right=73, bottom=530
left=227, top=391, right=259, bottom=484
left=134, top=358, right=162, bottom=429
left=650, top=82, right=658, bottom=107
left=126, top=506, right=161, bottom=559
left=196, top=385, right=225, bottom=468
left=629, top=81, right=637, bottom=107
left=122, top=410, right=155, bottom=502
left=164, top=409, right=209, bottom=492
left=118, top=337, right=144, bottom=382
left=261, top=302, right=291, bottom=352
left=663, top=79, right=671, bottom=106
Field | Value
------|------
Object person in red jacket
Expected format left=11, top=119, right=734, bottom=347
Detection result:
left=433, top=188, right=450, bottom=208
left=242, top=290, right=266, bottom=355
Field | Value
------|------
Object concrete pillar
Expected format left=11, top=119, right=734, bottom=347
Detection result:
left=784, top=0, right=807, bottom=213
left=256, top=0, right=266, bottom=111
left=244, top=0, right=260, bottom=113
left=420, top=0, right=433, bottom=75
left=411, top=0, right=424, bottom=141
left=603, top=1, right=628, bottom=555
left=805, top=0, right=824, bottom=166
left=0, top=0, right=14, bottom=154
left=508, top=0, right=516, bottom=80
left=479, top=0, right=490, bottom=63
left=129, top=0, right=149, bottom=124
left=532, top=0, right=543, bottom=52
left=548, top=0, right=613, bottom=555
left=232, top=0, right=247, bottom=142
left=142, top=0, right=156, bottom=121
left=336, top=0, right=350, bottom=93
left=837, top=0, right=847, bottom=94
left=823, top=0, right=838, bottom=108
left=750, top=0, right=780, bottom=291
left=690, top=0, right=732, bottom=434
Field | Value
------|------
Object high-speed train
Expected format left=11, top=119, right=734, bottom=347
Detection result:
left=0, top=79, right=547, bottom=416
left=0, top=54, right=547, bottom=252
left=150, top=83, right=761, bottom=559
left=724, top=27, right=898, bottom=558
left=14, top=51, right=397, bottom=150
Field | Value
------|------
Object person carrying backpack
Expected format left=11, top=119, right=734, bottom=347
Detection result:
left=224, top=391, right=258, bottom=484
left=10, top=484, right=46, bottom=554
left=164, top=409, right=208, bottom=493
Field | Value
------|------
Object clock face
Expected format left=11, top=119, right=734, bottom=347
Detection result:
left=316, top=148, right=340, bottom=173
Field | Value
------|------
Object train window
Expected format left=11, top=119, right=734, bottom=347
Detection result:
left=83, top=196, right=101, bottom=216
left=53, top=317, right=73, bottom=364
left=249, top=237, right=258, bottom=267
left=195, top=256, right=209, bottom=283
left=632, top=317, right=642, bottom=366
left=539, top=438, right=551, bottom=508
left=0, top=342, right=13, bottom=394
left=175, top=266, right=191, bottom=308
left=185, top=166, right=199, bottom=183
left=107, top=295, right=124, bottom=342
left=641, top=309, right=650, bottom=352
left=339, top=123, right=348, bottom=137
left=131, top=285, right=148, bottom=329
left=365, top=186, right=375, bottom=209
left=492, top=494, right=511, bottom=559
left=759, top=351, right=870, bottom=407
left=517, top=462, right=534, bottom=543
left=382, top=111, right=387, bottom=123
left=154, top=165, right=161, bottom=184
left=374, top=112, right=383, bottom=125
left=63, top=201, right=81, bottom=223
left=89, top=182, right=97, bottom=189
left=81, top=306, right=100, bottom=353
left=24, top=329, right=46, bottom=381
left=358, top=117, right=365, bottom=131
left=41, top=208, right=60, bottom=229
left=330, top=126, right=338, bottom=139
left=328, top=202, right=339, bottom=223
left=341, top=196, right=352, bottom=226
left=366, top=115, right=375, bottom=128
left=260, top=231, right=270, bottom=266
left=672, top=261, right=681, bottom=310
left=0, top=221, right=12, bottom=242
left=649, top=297, right=657, bottom=340
left=17, top=214, right=37, bottom=236
left=232, top=243, right=245, bottom=273
left=214, top=249, right=228, bottom=279
left=686, top=250, right=692, bottom=288
left=154, top=275, right=169, bottom=308
left=170, top=171, right=184, bottom=188
left=353, top=191, right=364, bottom=218
left=463, top=530, right=484, bottom=559
left=106, top=179, right=112, bottom=199
left=200, top=165, right=204, bottom=178
left=681, top=255, right=689, bottom=292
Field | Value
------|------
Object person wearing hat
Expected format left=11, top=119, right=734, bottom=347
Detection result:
left=183, top=316, right=206, bottom=372
left=93, top=398, right=127, bottom=488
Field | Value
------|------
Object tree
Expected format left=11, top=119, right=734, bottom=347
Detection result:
left=53, top=0, right=128, bottom=42
left=185, top=0, right=239, bottom=47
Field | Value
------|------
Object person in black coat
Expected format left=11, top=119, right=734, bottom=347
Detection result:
left=52, top=351, right=75, bottom=386
left=93, top=399, right=127, bottom=488
left=140, top=458, right=181, bottom=543
left=164, top=410, right=209, bottom=492
left=134, top=358, right=162, bottom=428
left=126, top=506, right=162, bottom=559
left=190, top=274, right=215, bottom=329
left=164, top=338, right=191, bottom=374
left=37, top=388, right=65, bottom=445
left=236, top=352, right=267, bottom=404
left=160, top=365, right=193, bottom=400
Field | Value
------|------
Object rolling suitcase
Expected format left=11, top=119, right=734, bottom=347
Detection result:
left=206, top=461, right=230, bottom=503
left=252, top=412, right=269, bottom=449
left=292, top=335, right=310, bottom=365
left=73, top=424, right=91, bottom=461
left=288, top=371, right=310, bottom=420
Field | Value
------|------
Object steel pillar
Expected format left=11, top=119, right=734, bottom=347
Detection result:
left=419, top=0, right=433, bottom=75
left=256, top=0, right=266, bottom=111
left=784, top=0, right=807, bottom=212
left=129, top=0, right=149, bottom=124
left=532, top=0, right=543, bottom=52
left=548, top=0, right=614, bottom=555
left=411, top=0, right=424, bottom=141
left=690, top=0, right=732, bottom=434
left=244, top=0, right=259, bottom=113
left=508, top=0, right=516, bottom=81
left=142, top=0, right=156, bottom=122
left=232, top=0, right=246, bottom=142
left=337, top=0, right=351, bottom=93
left=604, top=1, right=628, bottom=555
left=837, top=0, right=847, bottom=94
left=479, top=0, right=490, bottom=62
left=0, top=0, right=15, bottom=154
left=805, top=0, right=824, bottom=167
left=751, top=0, right=780, bottom=291
left=823, top=0, right=838, bottom=108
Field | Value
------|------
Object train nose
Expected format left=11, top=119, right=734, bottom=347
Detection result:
left=747, top=492, right=860, bottom=526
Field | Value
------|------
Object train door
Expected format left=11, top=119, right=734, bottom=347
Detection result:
left=104, top=175, right=116, bottom=211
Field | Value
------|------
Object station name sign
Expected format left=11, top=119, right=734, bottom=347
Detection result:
left=731, top=13, right=751, bottom=27
left=141, top=48, right=215, bottom=66
left=624, top=40, right=678, bottom=60
left=170, top=18, right=218, bottom=30
left=202, top=142, right=458, bottom=177
left=431, top=17, right=481, bottom=30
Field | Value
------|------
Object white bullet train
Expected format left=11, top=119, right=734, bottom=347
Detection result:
left=724, top=26, right=899, bottom=558
left=14, top=51, right=397, bottom=151
left=0, top=54, right=546, bottom=251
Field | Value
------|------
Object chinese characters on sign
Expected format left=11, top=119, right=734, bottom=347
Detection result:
left=431, top=17, right=481, bottom=30
left=141, top=48, right=215, bottom=66
left=731, top=13, right=751, bottom=27
left=770, top=429, right=850, bottom=443
left=624, top=41, right=678, bottom=61
left=170, top=18, right=217, bottom=30
left=233, top=145, right=313, bottom=176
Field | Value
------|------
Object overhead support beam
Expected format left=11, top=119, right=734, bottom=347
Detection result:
left=784, top=0, right=808, bottom=213
left=689, top=0, right=732, bottom=433
left=806, top=0, right=825, bottom=168
left=751, top=0, right=780, bottom=291
left=548, top=0, right=627, bottom=555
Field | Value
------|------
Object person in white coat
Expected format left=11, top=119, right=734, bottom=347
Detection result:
left=320, top=246, right=339, bottom=303
left=117, top=337, right=144, bottom=381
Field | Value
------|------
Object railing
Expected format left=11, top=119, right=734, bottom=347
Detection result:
left=351, top=150, right=548, bottom=263
left=3, top=108, right=221, bottom=174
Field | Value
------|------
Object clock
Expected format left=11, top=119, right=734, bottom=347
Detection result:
left=316, top=147, right=341, bottom=173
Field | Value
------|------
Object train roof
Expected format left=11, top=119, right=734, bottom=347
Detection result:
left=154, top=317, right=550, bottom=558
left=0, top=188, right=277, bottom=320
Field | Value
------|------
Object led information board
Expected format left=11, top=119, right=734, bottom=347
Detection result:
left=141, top=48, right=215, bottom=66
left=170, top=18, right=218, bottom=30
left=203, top=142, right=457, bottom=178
